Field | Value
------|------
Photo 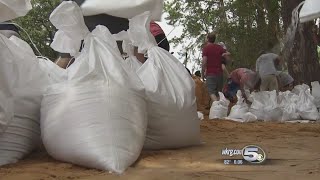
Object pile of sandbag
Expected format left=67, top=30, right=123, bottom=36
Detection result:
left=40, top=2, right=147, bottom=174
left=211, top=82, right=320, bottom=122
left=40, top=2, right=200, bottom=174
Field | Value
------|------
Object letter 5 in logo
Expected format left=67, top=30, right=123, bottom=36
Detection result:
left=242, top=145, right=266, bottom=164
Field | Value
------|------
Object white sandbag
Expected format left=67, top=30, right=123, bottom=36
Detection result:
left=296, top=86, right=319, bottom=120
left=243, top=112, right=258, bottom=122
left=278, top=91, right=300, bottom=121
left=299, top=0, right=320, bottom=23
left=80, top=0, right=164, bottom=21
left=0, top=0, right=32, bottom=22
left=0, top=34, right=47, bottom=166
left=209, top=92, right=230, bottom=119
left=128, top=11, right=200, bottom=150
left=292, top=84, right=310, bottom=95
left=227, top=90, right=249, bottom=119
left=197, top=111, right=204, bottom=120
left=311, top=81, right=320, bottom=108
left=41, top=1, right=147, bottom=173
left=250, top=91, right=282, bottom=121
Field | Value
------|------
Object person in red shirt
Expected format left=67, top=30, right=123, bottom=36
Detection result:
left=202, top=32, right=231, bottom=101
left=150, top=20, right=170, bottom=51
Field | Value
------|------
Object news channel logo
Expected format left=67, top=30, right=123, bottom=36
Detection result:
left=221, top=145, right=267, bottom=165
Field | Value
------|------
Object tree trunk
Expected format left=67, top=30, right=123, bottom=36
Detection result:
left=281, top=0, right=320, bottom=85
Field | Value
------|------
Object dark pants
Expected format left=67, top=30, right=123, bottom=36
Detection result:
left=223, top=79, right=240, bottom=101
left=154, top=34, right=170, bottom=52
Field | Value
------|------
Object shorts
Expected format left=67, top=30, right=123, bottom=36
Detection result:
left=260, top=74, right=279, bottom=91
left=206, top=75, right=223, bottom=96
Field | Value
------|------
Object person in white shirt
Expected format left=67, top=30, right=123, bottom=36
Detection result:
left=256, top=51, right=281, bottom=91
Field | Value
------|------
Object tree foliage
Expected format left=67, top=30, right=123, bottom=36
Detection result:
left=165, top=0, right=319, bottom=78
left=13, top=0, right=60, bottom=60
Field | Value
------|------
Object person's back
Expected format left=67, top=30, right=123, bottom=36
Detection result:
left=256, top=52, right=279, bottom=91
left=256, top=53, right=278, bottom=77
left=230, top=68, right=253, bottom=85
left=203, top=43, right=225, bottom=76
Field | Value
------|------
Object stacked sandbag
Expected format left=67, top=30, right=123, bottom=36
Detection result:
left=41, top=2, right=147, bottom=173
left=250, top=90, right=282, bottom=121
left=278, top=91, right=300, bottom=122
left=127, top=12, right=200, bottom=150
left=227, top=91, right=249, bottom=120
left=209, top=92, right=230, bottom=119
left=295, top=84, right=319, bottom=120
left=0, top=34, right=48, bottom=166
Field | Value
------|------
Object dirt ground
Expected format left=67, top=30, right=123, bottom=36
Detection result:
left=1, top=119, right=320, bottom=180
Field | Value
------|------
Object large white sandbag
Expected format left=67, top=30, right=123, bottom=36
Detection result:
left=0, top=0, right=32, bottom=22
left=227, top=91, right=249, bottom=119
left=311, top=81, right=320, bottom=108
left=128, top=11, right=200, bottom=150
left=250, top=91, right=282, bottom=121
left=0, top=34, right=47, bottom=166
left=296, top=86, right=319, bottom=120
left=299, top=0, right=320, bottom=23
left=209, top=92, right=230, bottom=119
left=278, top=91, right=300, bottom=121
left=41, top=1, right=147, bottom=173
left=80, top=0, right=164, bottom=21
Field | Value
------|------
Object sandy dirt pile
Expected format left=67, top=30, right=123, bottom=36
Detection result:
left=1, top=119, right=320, bottom=180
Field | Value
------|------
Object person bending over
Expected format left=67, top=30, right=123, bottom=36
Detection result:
left=223, top=68, right=261, bottom=103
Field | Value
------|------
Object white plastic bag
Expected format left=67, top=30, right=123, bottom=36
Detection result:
left=0, top=0, right=32, bottom=22
left=41, top=1, right=147, bottom=174
left=0, top=34, right=47, bottom=166
left=197, top=111, right=204, bottom=120
left=311, top=81, right=320, bottom=108
left=296, top=87, right=319, bottom=120
left=299, top=0, right=320, bottom=23
left=250, top=91, right=282, bottom=121
left=209, top=92, right=230, bottom=119
left=278, top=91, right=300, bottom=121
left=227, top=91, right=249, bottom=119
left=80, top=0, right=164, bottom=21
left=128, top=11, right=200, bottom=150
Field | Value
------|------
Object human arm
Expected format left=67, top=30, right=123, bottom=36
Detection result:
left=222, top=51, right=231, bottom=62
left=222, top=64, right=230, bottom=78
left=202, top=56, right=207, bottom=81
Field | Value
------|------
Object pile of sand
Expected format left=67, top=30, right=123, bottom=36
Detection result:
left=1, top=119, right=320, bottom=180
